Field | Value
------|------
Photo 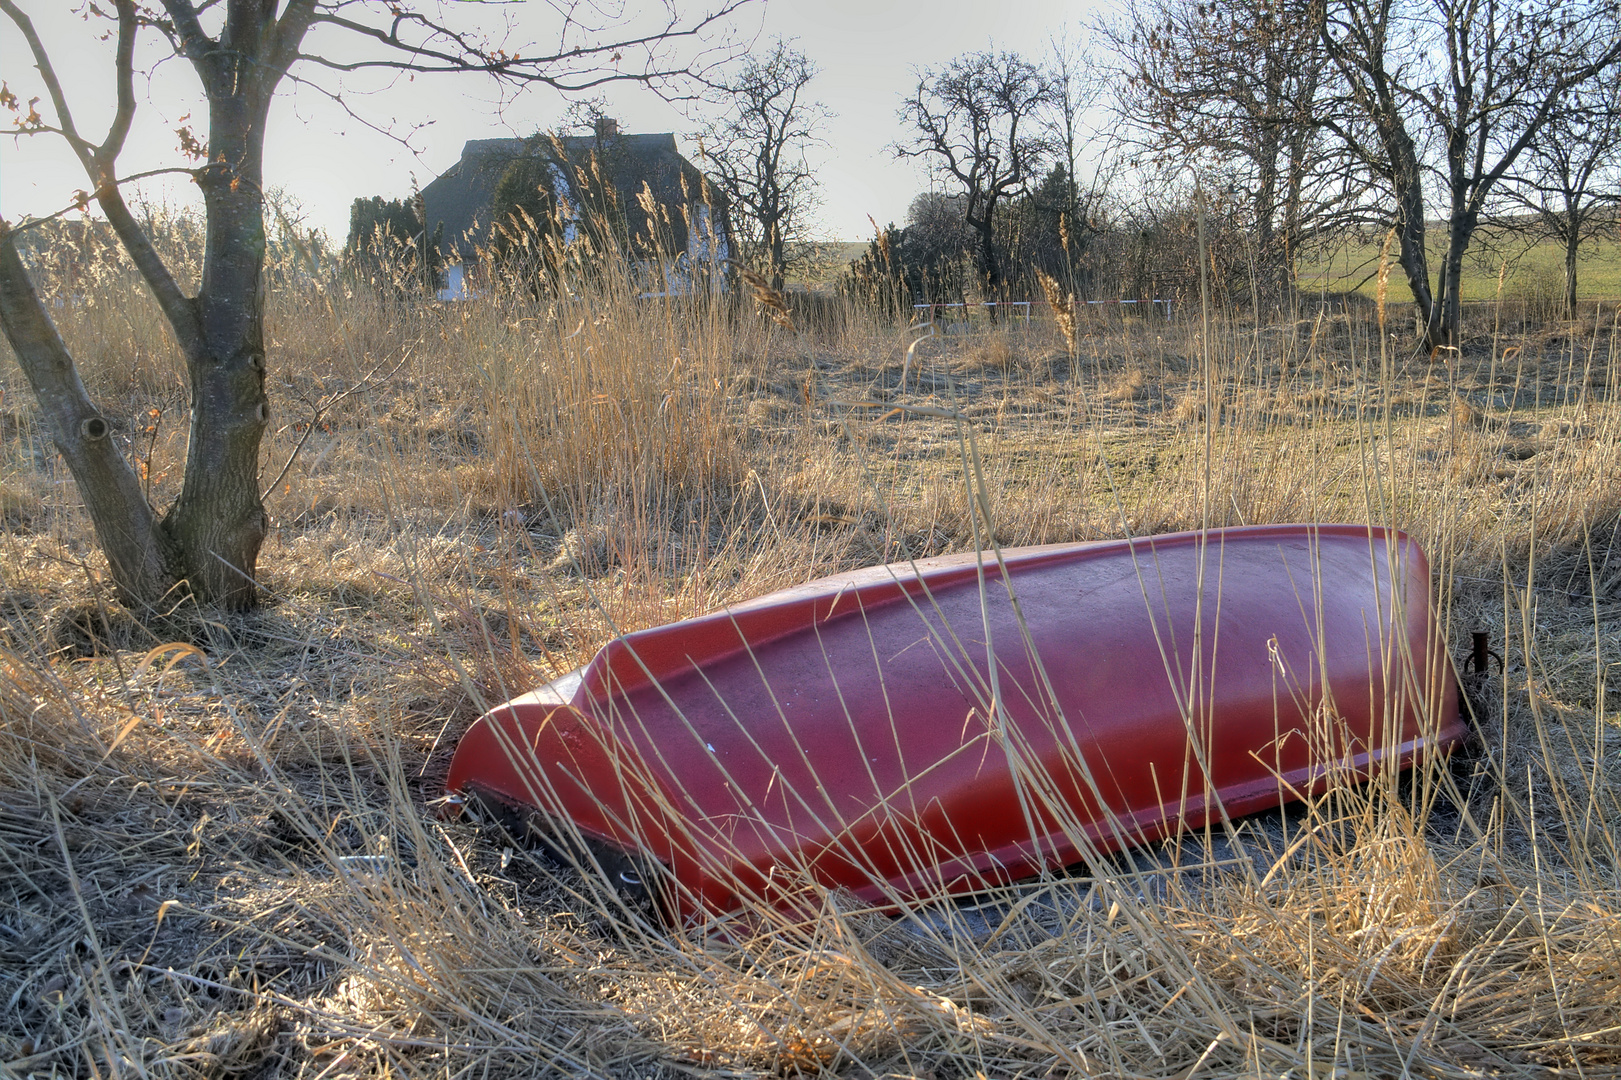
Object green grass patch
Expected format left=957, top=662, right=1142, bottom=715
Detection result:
left=1299, top=222, right=1621, bottom=302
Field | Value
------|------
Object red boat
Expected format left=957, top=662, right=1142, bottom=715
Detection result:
left=447, top=525, right=1465, bottom=921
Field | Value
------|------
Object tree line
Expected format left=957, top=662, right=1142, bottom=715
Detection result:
left=1108, top=0, right=1621, bottom=348
left=697, top=2, right=1620, bottom=347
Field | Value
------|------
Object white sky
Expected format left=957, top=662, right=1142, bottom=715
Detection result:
left=1, top=0, right=1113, bottom=243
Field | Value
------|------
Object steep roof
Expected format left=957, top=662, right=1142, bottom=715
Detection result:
left=421, top=130, right=720, bottom=260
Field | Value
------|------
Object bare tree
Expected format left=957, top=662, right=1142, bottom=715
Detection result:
left=1105, top=0, right=1366, bottom=310
left=0, top=0, right=751, bottom=611
left=698, top=39, right=828, bottom=291
left=1318, top=0, right=1621, bottom=349
left=897, top=51, right=1054, bottom=306
left=1041, top=33, right=1117, bottom=298
left=1498, top=78, right=1621, bottom=316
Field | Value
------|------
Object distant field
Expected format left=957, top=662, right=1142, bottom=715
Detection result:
left=784, top=240, right=869, bottom=290
left=798, top=230, right=1621, bottom=307
left=793, top=223, right=1621, bottom=306
left=1299, top=224, right=1621, bottom=303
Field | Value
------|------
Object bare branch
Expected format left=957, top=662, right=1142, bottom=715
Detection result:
left=1, top=0, right=205, bottom=357
left=275, top=67, right=435, bottom=152
left=0, top=0, right=99, bottom=168
left=4, top=166, right=205, bottom=236
left=267, top=0, right=320, bottom=86
left=304, top=1, right=756, bottom=95
left=97, top=0, right=138, bottom=166
left=260, top=347, right=413, bottom=501
left=98, top=182, right=207, bottom=362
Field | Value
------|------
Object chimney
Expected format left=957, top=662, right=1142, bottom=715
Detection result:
left=595, top=116, right=619, bottom=139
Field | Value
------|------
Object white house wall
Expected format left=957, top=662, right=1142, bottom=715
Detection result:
left=547, top=163, right=581, bottom=246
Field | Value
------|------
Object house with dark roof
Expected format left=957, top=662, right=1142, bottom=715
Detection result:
left=420, top=118, right=730, bottom=298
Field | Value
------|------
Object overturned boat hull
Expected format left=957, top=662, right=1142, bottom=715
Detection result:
left=447, top=524, right=1464, bottom=919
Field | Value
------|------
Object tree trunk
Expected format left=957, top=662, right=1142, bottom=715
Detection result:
left=0, top=187, right=269, bottom=610
left=970, top=207, right=1000, bottom=322
left=1330, top=21, right=1439, bottom=348
left=1430, top=202, right=1479, bottom=351
left=163, top=90, right=273, bottom=607
left=1564, top=228, right=1580, bottom=318
left=0, top=227, right=174, bottom=608
left=1390, top=151, right=1437, bottom=347
left=1254, top=124, right=1283, bottom=313
left=767, top=215, right=786, bottom=293
left=1280, top=151, right=1305, bottom=315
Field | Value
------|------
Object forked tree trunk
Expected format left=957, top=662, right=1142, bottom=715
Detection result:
left=0, top=186, right=269, bottom=610
left=1, top=0, right=745, bottom=611
left=1322, top=14, right=1446, bottom=351
left=0, top=0, right=301, bottom=612
left=162, top=90, right=273, bottom=606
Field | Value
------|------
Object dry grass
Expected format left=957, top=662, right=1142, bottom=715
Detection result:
left=3, top=223, right=1621, bottom=1078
